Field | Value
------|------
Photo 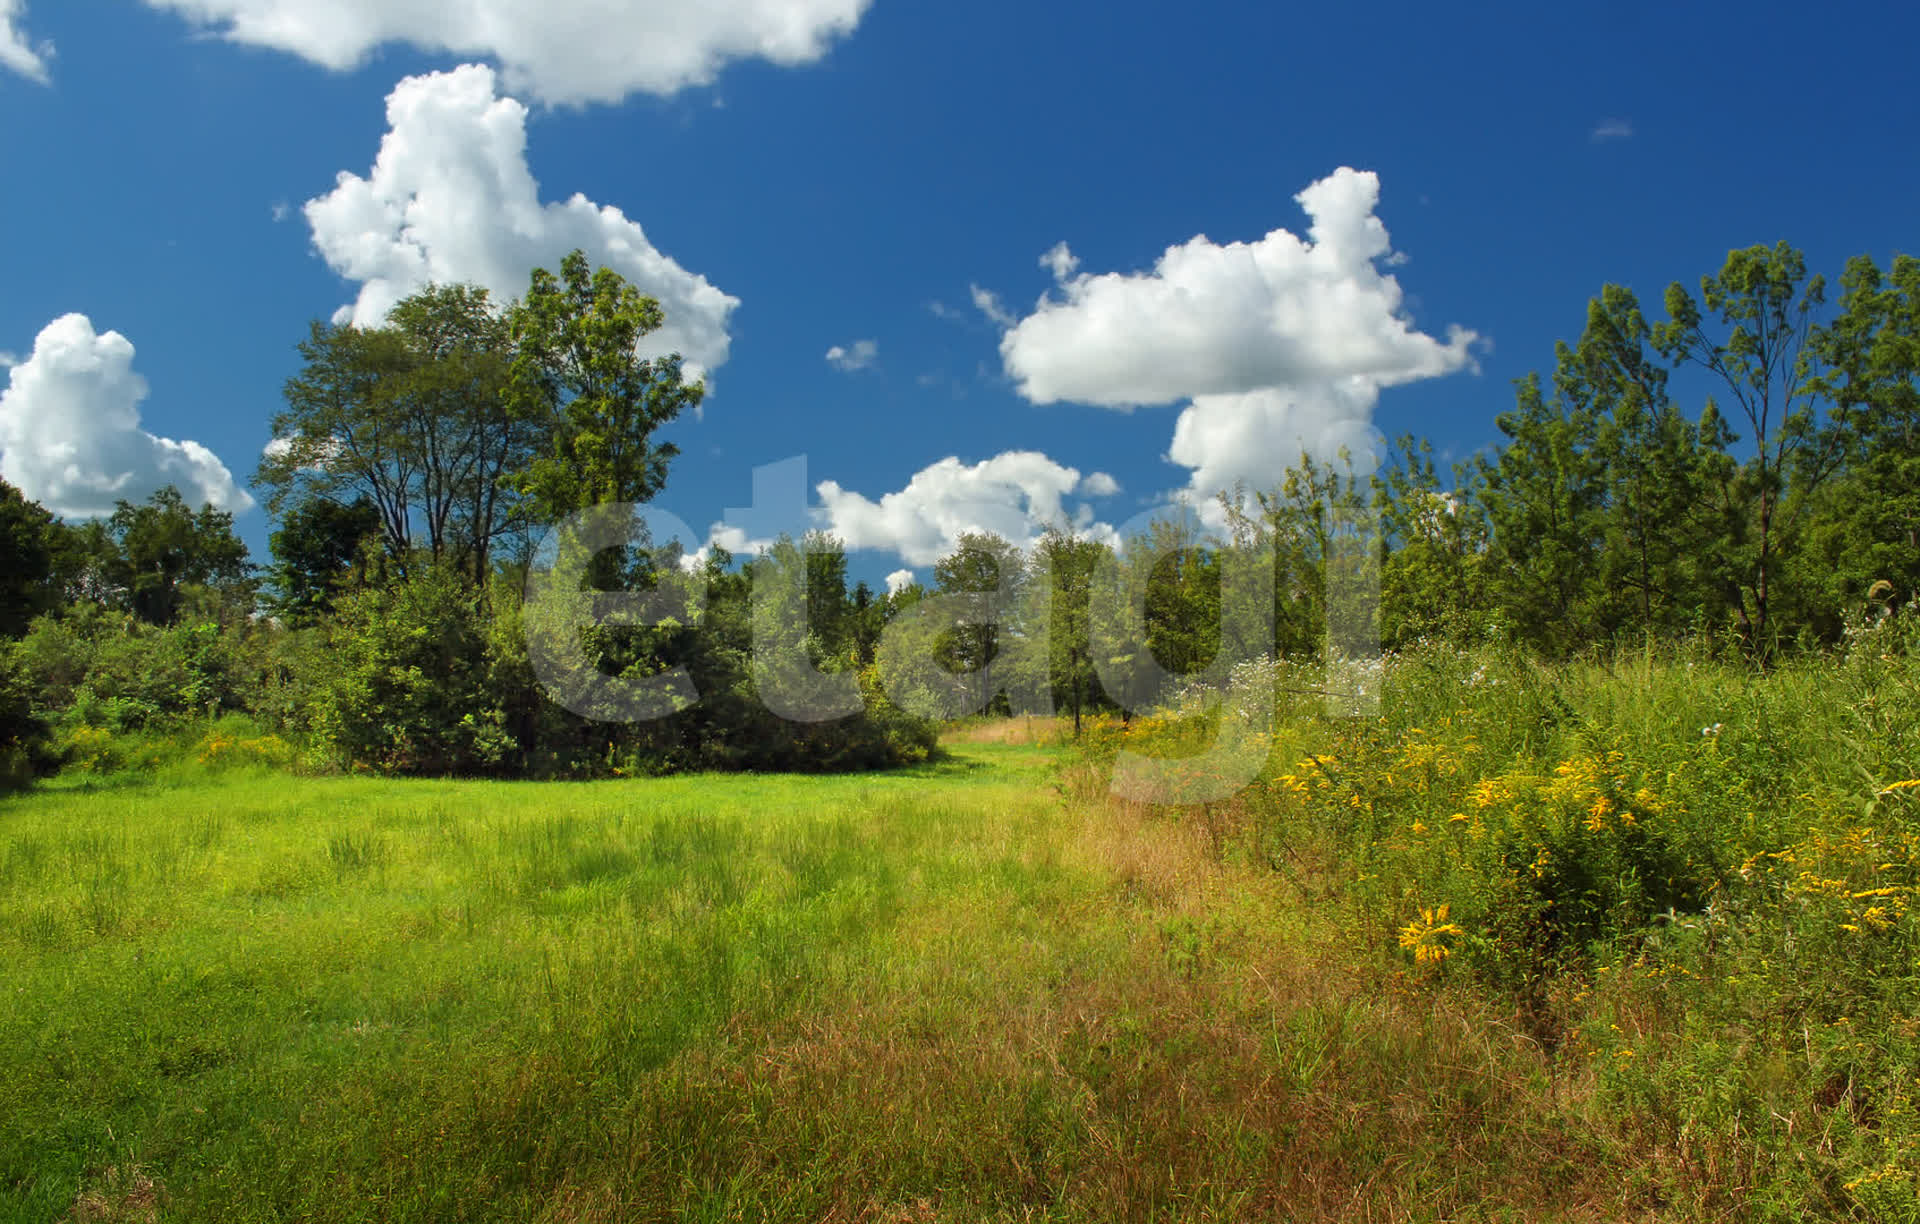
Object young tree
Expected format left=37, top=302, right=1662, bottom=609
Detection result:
left=1025, top=528, right=1109, bottom=735
left=1472, top=370, right=1609, bottom=655
left=1371, top=437, right=1486, bottom=649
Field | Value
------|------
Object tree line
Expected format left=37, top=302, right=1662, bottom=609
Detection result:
left=0, top=241, right=1914, bottom=787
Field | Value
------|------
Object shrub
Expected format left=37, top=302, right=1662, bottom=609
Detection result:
left=296, top=565, right=512, bottom=776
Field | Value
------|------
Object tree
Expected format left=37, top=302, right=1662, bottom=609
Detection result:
left=1656, top=243, right=1840, bottom=654
left=1026, top=527, right=1109, bottom=735
left=1472, top=370, right=1609, bottom=655
left=508, top=250, right=705, bottom=521
left=1224, top=450, right=1372, bottom=661
left=267, top=495, right=383, bottom=622
left=45, top=519, right=119, bottom=609
left=0, top=479, right=55, bottom=637
left=1566, top=286, right=1720, bottom=640
left=1804, top=253, right=1920, bottom=619
left=386, top=285, right=527, bottom=583
left=260, top=320, right=418, bottom=561
left=105, top=487, right=253, bottom=626
left=931, top=531, right=1029, bottom=715
left=259, top=284, right=528, bottom=586
left=1371, top=437, right=1487, bottom=649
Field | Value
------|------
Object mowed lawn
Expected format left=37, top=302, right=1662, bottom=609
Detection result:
left=2, top=734, right=1614, bottom=1223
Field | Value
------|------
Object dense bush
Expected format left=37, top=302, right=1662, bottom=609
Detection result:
left=295, top=565, right=515, bottom=775
left=0, top=642, right=53, bottom=790
left=16, top=606, right=262, bottom=732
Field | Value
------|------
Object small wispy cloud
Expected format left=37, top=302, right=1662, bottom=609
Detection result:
left=1591, top=117, right=1634, bottom=143
left=970, top=284, right=1016, bottom=329
left=0, top=0, right=53, bottom=85
left=271, top=200, right=292, bottom=222
left=826, top=339, right=878, bottom=373
left=1040, top=242, right=1079, bottom=283
left=927, top=300, right=964, bottom=322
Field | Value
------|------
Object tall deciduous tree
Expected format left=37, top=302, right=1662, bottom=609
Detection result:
left=508, top=250, right=705, bottom=521
left=1656, top=243, right=1840, bottom=653
left=260, top=284, right=526, bottom=586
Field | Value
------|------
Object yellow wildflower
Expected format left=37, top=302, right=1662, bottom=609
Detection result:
left=1398, top=904, right=1463, bottom=965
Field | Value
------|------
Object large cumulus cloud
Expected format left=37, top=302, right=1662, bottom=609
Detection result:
left=0, top=315, right=250, bottom=519
left=305, top=65, right=738, bottom=384
left=143, top=0, right=872, bottom=105
left=988, top=168, right=1476, bottom=505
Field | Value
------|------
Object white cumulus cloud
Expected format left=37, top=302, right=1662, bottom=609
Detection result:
left=305, top=65, right=738, bottom=385
left=825, top=339, right=877, bottom=372
left=0, top=315, right=250, bottom=519
left=1078, top=470, right=1121, bottom=497
left=815, top=451, right=1115, bottom=566
left=984, top=167, right=1475, bottom=508
left=0, top=0, right=51, bottom=82
left=997, top=167, right=1475, bottom=408
left=884, top=568, right=915, bottom=596
left=141, top=0, right=873, bottom=105
left=1167, top=383, right=1385, bottom=513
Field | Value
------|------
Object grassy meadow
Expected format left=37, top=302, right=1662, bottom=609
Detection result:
left=5, top=634, right=1920, bottom=1221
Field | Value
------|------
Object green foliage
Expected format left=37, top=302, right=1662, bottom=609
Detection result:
left=47, top=486, right=256, bottom=627
left=508, top=249, right=704, bottom=520
left=17, top=606, right=258, bottom=731
left=0, top=479, right=55, bottom=638
left=299, top=563, right=514, bottom=776
left=0, top=640, right=53, bottom=789
left=267, top=495, right=383, bottom=622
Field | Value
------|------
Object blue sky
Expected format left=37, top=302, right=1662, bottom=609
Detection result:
left=2, top=0, right=1916, bottom=589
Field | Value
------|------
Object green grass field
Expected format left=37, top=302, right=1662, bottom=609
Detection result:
left=9, top=639, right=1919, bottom=1223
left=1, top=728, right=1626, bottom=1223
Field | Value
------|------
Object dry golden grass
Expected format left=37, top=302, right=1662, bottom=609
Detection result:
left=61, top=1167, right=160, bottom=1224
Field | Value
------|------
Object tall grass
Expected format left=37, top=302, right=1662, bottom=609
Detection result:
left=1092, top=621, right=1920, bottom=1220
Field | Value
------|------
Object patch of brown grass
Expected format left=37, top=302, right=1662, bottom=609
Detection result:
left=940, top=717, right=1064, bottom=747
left=61, top=1166, right=160, bottom=1224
